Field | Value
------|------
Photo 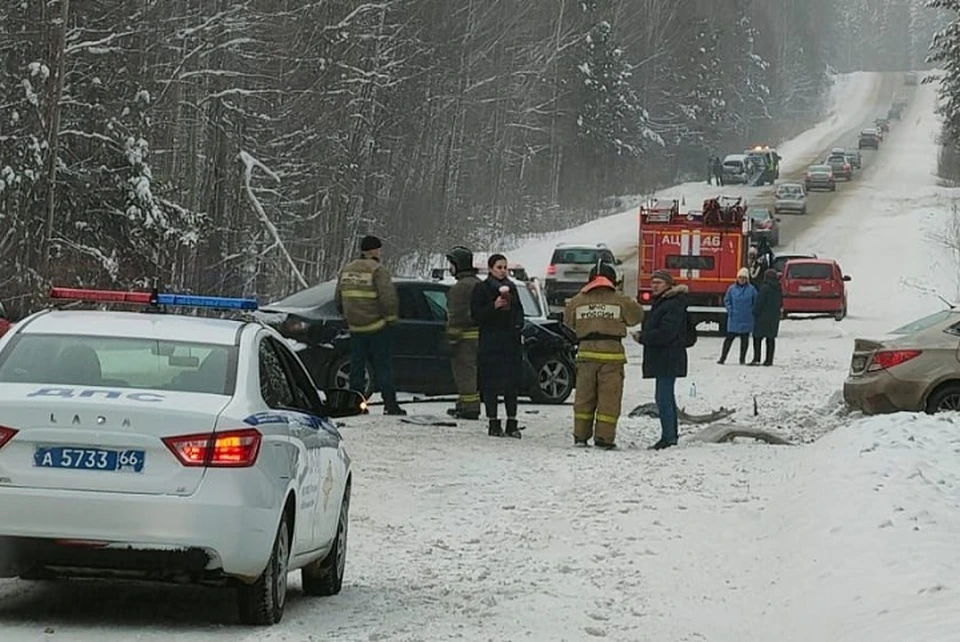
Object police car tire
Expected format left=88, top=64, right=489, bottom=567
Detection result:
left=302, top=483, right=350, bottom=597
left=237, top=513, right=291, bottom=625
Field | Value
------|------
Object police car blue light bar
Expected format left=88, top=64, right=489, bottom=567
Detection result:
left=155, top=293, right=258, bottom=310
left=49, top=287, right=258, bottom=311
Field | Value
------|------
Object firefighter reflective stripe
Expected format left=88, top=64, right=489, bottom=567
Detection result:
left=577, top=350, right=627, bottom=363
left=574, top=412, right=594, bottom=421
left=459, top=393, right=481, bottom=403
left=342, top=289, right=377, bottom=299
left=349, top=318, right=387, bottom=333
left=385, top=314, right=398, bottom=323
left=447, top=327, right=479, bottom=340
left=595, top=413, right=618, bottom=425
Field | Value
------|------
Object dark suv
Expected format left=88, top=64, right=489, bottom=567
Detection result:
left=259, top=278, right=577, bottom=404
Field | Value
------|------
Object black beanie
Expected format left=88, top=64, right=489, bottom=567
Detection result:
left=360, top=235, right=382, bottom=252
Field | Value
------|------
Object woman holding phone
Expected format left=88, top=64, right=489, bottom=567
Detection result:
left=471, top=253, right=525, bottom=439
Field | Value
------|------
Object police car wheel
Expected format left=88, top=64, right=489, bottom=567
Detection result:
left=237, top=513, right=291, bottom=625
left=302, top=482, right=350, bottom=596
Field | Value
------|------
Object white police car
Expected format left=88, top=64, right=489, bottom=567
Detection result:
left=0, top=287, right=366, bottom=625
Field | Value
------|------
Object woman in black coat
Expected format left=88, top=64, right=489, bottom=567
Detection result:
left=750, top=268, right=783, bottom=366
left=470, top=253, right=525, bottom=439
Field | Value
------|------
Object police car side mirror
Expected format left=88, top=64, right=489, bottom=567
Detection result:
left=317, top=388, right=368, bottom=418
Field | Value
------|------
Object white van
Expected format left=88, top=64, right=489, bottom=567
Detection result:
left=721, top=154, right=748, bottom=184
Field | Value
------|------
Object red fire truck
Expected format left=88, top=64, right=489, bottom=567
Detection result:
left=637, top=196, right=751, bottom=327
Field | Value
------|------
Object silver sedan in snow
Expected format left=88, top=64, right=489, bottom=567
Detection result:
left=0, top=297, right=365, bottom=625
left=774, top=182, right=807, bottom=215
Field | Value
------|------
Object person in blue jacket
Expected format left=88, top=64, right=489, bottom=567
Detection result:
left=718, top=267, right=757, bottom=365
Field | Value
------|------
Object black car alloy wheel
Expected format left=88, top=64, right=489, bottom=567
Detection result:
left=330, top=354, right=372, bottom=396
left=529, top=356, right=574, bottom=404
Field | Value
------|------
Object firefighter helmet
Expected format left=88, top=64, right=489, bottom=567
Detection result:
left=446, top=245, right=474, bottom=273
left=588, top=260, right=618, bottom=283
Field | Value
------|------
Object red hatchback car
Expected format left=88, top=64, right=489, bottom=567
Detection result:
left=780, top=258, right=851, bottom=321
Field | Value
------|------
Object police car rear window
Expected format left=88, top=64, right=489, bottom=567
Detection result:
left=0, top=335, right=237, bottom=395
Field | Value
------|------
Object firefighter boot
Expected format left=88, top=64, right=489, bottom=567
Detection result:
left=382, top=391, right=407, bottom=416
left=488, top=418, right=503, bottom=437
left=504, top=418, right=522, bottom=439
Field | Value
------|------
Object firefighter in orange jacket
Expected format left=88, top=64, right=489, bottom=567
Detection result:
left=564, top=261, right=644, bottom=449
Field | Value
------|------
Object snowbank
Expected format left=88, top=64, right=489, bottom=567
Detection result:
left=509, top=72, right=888, bottom=278
left=758, top=413, right=960, bottom=641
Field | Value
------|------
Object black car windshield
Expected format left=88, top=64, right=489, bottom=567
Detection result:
left=889, top=310, right=959, bottom=335
left=270, top=281, right=337, bottom=309
left=0, top=335, right=236, bottom=395
left=516, top=283, right=542, bottom=317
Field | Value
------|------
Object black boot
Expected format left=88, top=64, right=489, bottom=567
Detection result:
left=504, top=418, right=522, bottom=439
left=447, top=407, right=479, bottom=420
left=382, top=391, right=407, bottom=416
left=594, top=439, right=617, bottom=450
left=488, top=418, right=503, bottom=437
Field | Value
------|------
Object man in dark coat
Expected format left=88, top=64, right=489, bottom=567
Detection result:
left=470, top=253, right=525, bottom=439
left=712, top=156, right=724, bottom=186
left=750, top=268, right=783, bottom=366
left=636, top=269, right=689, bottom=450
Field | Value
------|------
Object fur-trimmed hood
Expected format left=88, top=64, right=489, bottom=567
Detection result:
left=659, top=284, right=689, bottom=299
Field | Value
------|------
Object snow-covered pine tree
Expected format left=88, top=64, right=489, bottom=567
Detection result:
left=571, top=4, right=662, bottom=198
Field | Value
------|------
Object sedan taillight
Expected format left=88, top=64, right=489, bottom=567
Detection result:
left=867, top=350, right=922, bottom=372
left=163, top=429, right=262, bottom=468
left=0, top=426, right=17, bottom=450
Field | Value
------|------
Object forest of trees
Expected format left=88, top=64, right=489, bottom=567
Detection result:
left=0, top=0, right=944, bottom=311
left=928, top=0, right=960, bottom=180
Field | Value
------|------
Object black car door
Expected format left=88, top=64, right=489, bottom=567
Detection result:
left=391, top=284, right=454, bottom=394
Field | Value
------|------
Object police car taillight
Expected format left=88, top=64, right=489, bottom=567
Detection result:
left=163, top=429, right=262, bottom=468
left=0, top=426, right=17, bottom=450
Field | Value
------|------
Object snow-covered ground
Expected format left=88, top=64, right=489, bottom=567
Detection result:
left=3, top=76, right=960, bottom=641
left=504, top=72, right=890, bottom=281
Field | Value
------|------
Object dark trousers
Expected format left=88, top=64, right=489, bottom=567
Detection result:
left=752, top=336, right=776, bottom=365
left=719, top=333, right=749, bottom=364
left=484, top=390, right=518, bottom=419
left=349, top=329, right=397, bottom=403
left=655, top=376, right=678, bottom=445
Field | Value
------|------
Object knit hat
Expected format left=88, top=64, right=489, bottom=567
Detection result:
left=737, top=267, right=750, bottom=279
left=651, top=269, right=674, bottom=285
left=360, top=235, right=382, bottom=252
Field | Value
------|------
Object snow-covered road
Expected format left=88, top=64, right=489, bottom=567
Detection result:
left=3, top=75, right=960, bottom=642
